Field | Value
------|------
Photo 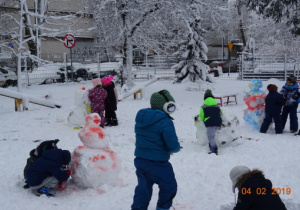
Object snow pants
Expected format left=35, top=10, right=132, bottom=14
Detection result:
left=206, top=126, right=219, bottom=148
left=260, top=113, right=283, bottom=134
left=281, top=104, right=298, bottom=131
left=131, top=157, right=177, bottom=210
left=30, top=176, right=59, bottom=190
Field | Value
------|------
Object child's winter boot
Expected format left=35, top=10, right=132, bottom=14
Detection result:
left=36, top=186, right=54, bottom=197
left=111, top=118, right=118, bottom=126
left=105, top=118, right=112, bottom=126
left=208, top=147, right=218, bottom=155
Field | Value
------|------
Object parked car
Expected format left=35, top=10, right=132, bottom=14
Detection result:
left=208, top=61, right=226, bottom=73
left=85, top=62, right=137, bottom=78
left=222, top=60, right=239, bottom=73
left=57, top=66, right=97, bottom=82
left=0, top=68, right=17, bottom=87
left=209, top=60, right=239, bottom=73
left=0, top=61, right=16, bottom=71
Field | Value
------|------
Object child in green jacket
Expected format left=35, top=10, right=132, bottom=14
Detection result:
left=199, top=89, right=222, bottom=155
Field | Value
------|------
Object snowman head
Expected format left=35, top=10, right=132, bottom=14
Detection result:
left=248, top=79, right=263, bottom=94
left=86, top=113, right=101, bottom=126
left=78, top=113, right=108, bottom=149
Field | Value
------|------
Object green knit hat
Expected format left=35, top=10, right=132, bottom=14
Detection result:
left=150, top=90, right=175, bottom=111
left=204, top=89, right=214, bottom=100
left=205, top=89, right=212, bottom=94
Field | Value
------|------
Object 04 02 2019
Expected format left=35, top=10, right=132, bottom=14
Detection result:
left=241, top=187, right=291, bottom=195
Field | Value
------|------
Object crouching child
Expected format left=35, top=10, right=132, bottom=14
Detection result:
left=25, top=149, right=71, bottom=197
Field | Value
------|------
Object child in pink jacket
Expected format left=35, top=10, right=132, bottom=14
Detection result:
left=88, top=78, right=108, bottom=127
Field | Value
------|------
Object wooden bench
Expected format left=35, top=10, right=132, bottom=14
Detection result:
left=214, top=94, right=238, bottom=106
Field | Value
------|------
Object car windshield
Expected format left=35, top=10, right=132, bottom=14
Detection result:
left=0, top=68, right=8, bottom=74
left=224, top=61, right=238, bottom=66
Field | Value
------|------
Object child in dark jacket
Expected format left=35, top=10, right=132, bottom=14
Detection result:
left=131, top=89, right=181, bottom=210
left=199, top=89, right=222, bottom=155
left=25, top=149, right=71, bottom=197
left=88, top=78, right=108, bottom=127
left=279, top=75, right=300, bottom=133
left=101, top=76, right=118, bottom=126
left=229, top=166, right=287, bottom=210
left=260, top=84, right=285, bottom=134
left=23, top=139, right=59, bottom=188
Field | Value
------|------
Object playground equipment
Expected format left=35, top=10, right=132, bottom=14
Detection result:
left=118, top=76, right=158, bottom=101
left=0, top=88, right=61, bottom=111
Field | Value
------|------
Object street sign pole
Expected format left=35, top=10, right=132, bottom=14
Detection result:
left=63, top=34, right=76, bottom=82
left=70, top=48, right=73, bottom=81
left=227, top=43, right=234, bottom=76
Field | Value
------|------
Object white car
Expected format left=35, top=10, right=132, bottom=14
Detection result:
left=0, top=68, right=17, bottom=87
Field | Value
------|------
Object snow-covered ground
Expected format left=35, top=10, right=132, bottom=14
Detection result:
left=0, top=77, right=299, bottom=210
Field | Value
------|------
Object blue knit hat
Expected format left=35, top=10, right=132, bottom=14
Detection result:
left=61, top=150, right=71, bottom=165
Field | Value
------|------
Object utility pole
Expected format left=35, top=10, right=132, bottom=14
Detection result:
left=17, top=0, right=24, bottom=92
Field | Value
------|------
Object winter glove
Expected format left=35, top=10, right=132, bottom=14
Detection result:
left=287, top=98, right=296, bottom=106
left=66, top=170, right=71, bottom=176
left=58, top=181, right=68, bottom=190
left=293, top=94, right=300, bottom=101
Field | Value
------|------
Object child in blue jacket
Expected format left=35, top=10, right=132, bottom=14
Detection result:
left=25, top=149, right=71, bottom=197
left=279, top=75, right=300, bottom=133
left=131, top=89, right=181, bottom=210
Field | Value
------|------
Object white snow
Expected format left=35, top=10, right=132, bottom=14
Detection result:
left=0, top=78, right=300, bottom=210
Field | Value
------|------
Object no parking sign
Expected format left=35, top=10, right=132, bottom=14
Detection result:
left=63, top=34, right=76, bottom=49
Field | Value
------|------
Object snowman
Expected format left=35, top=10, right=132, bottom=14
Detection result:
left=70, top=113, right=121, bottom=188
left=243, top=79, right=266, bottom=130
left=195, top=109, right=240, bottom=146
left=67, top=87, right=91, bottom=128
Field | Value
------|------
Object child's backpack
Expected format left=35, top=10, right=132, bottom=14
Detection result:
left=23, top=139, right=60, bottom=188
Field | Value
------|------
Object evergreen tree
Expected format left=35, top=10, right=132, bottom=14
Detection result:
left=172, top=3, right=210, bottom=83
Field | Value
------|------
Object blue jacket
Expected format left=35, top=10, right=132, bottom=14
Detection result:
left=279, top=83, right=300, bottom=107
left=265, top=91, right=285, bottom=115
left=25, top=149, right=70, bottom=187
left=134, top=108, right=180, bottom=161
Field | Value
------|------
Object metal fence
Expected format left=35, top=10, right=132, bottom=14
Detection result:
left=239, top=54, right=300, bottom=81
left=5, top=51, right=300, bottom=87
left=13, top=54, right=179, bottom=86
left=133, top=55, right=178, bottom=80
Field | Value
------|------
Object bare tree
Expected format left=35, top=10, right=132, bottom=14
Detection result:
left=240, top=0, right=300, bottom=36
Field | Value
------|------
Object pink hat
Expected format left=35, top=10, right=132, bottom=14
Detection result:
left=101, top=75, right=114, bottom=84
left=92, top=78, right=102, bottom=87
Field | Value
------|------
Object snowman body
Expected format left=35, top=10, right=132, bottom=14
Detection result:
left=70, top=113, right=121, bottom=188
left=243, top=79, right=266, bottom=130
